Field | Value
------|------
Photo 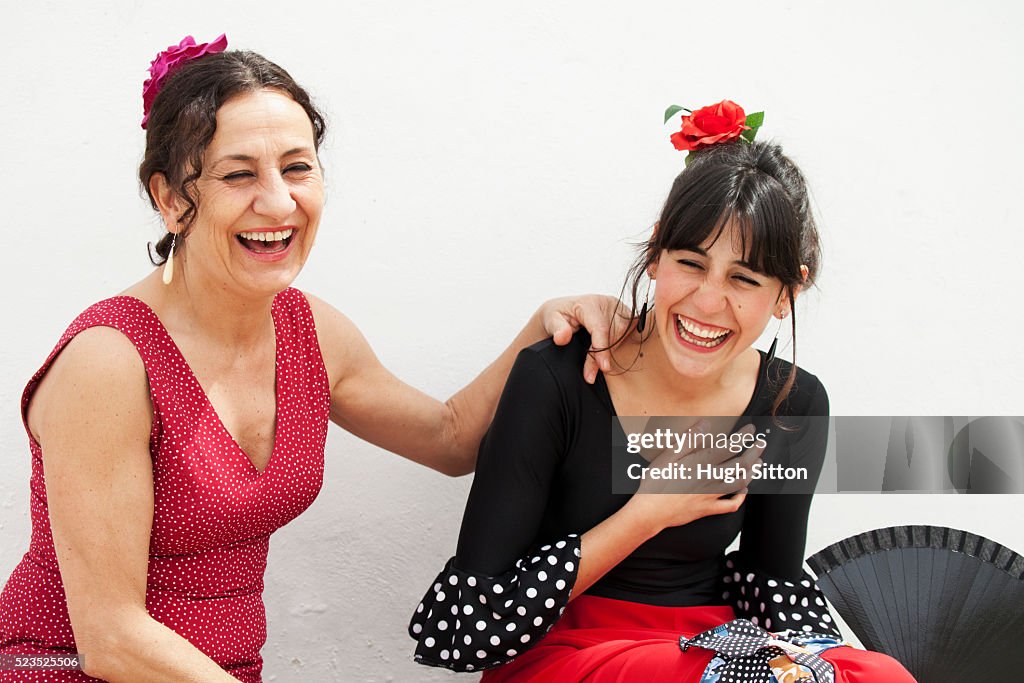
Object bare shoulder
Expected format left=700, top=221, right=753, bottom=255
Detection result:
left=28, top=326, right=151, bottom=448
left=301, top=291, right=380, bottom=388
left=302, top=291, right=357, bottom=339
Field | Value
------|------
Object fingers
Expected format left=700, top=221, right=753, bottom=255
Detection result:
left=544, top=294, right=626, bottom=382
left=567, top=295, right=615, bottom=373
left=583, top=354, right=599, bottom=385
left=579, top=313, right=612, bottom=376
left=741, top=440, right=766, bottom=468
left=551, top=323, right=574, bottom=347
left=695, top=425, right=756, bottom=467
left=647, top=444, right=684, bottom=469
left=607, top=298, right=637, bottom=340
left=712, top=491, right=747, bottom=515
left=589, top=298, right=635, bottom=378
left=588, top=340, right=612, bottom=373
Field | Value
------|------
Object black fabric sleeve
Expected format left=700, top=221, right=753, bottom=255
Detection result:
left=409, top=347, right=580, bottom=671
left=725, top=378, right=842, bottom=638
left=453, top=346, right=568, bottom=575
left=739, top=379, right=829, bottom=580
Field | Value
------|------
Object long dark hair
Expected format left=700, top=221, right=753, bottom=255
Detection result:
left=139, top=50, right=327, bottom=264
left=621, top=140, right=820, bottom=414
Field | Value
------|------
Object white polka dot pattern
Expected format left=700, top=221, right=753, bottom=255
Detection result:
left=680, top=618, right=836, bottom=683
left=720, top=552, right=841, bottom=640
left=0, top=290, right=331, bottom=682
left=409, top=535, right=580, bottom=671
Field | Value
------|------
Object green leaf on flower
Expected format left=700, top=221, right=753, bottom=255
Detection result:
left=664, top=105, right=688, bottom=123
left=741, top=111, right=765, bottom=142
left=684, top=152, right=693, bottom=167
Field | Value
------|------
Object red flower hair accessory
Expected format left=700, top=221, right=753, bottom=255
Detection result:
left=141, top=34, right=229, bottom=129
left=664, top=100, right=764, bottom=164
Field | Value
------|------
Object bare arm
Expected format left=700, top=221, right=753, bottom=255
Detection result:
left=307, top=293, right=619, bottom=476
left=29, top=328, right=238, bottom=683
left=572, top=490, right=748, bottom=599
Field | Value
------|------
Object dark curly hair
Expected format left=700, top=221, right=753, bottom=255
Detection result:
left=139, top=50, right=327, bottom=264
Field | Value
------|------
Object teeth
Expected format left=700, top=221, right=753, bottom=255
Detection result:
left=238, top=228, right=294, bottom=242
left=677, top=315, right=730, bottom=340
left=676, top=316, right=729, bottom=348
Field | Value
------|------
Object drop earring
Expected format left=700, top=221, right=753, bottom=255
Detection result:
left=162, top=232, right=177, bottom=286
left=766, top=309, right=787, bottom=363
left=636, top=280, right=653, bottom=334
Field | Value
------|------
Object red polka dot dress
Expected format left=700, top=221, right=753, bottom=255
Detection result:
left=0, top=288, right=330, bottom=682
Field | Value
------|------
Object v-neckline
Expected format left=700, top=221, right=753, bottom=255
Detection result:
left=120, top=295, right=282, bottom=476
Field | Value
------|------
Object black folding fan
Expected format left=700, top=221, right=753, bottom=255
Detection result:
left=806, top=525, right=1024, bottom=682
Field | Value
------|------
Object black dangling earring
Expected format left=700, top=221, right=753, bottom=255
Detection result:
left=636, top=279, right=653, bottom=334
left=766, top=310, right=787, bottom=363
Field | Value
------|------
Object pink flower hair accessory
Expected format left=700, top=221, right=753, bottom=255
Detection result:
left=141, top=33, right=228, bottom=129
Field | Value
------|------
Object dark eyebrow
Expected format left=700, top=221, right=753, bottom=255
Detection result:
left=211, top=154, right=256, bottom=165
left=210, top=148, right=315, bottom=166
left=673, top=247, right=757, bottom=271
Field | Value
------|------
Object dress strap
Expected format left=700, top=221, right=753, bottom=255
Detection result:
left=269, top=287, right=330, bottom=406
left=270, top=288, right=323, bottom=362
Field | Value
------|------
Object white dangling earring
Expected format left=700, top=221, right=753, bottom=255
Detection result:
left=162, top=233, right=177, bottom=285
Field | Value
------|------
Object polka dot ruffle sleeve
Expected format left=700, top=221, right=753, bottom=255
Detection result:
left=409, top=535, right=580, bottom=672
left=720, top=551, right=841, bottom=639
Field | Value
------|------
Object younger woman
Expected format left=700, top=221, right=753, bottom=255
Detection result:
left=409, top=120, right=917, bottom=681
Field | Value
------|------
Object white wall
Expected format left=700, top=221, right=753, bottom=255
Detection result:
left=2, top=1, right=1022, bottom=680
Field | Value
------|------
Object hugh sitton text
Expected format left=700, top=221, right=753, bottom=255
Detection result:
left=626, top=462, right=808, bottom=484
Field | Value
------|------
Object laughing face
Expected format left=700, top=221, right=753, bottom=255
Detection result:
left=161, top=88, right=324, bottom=298
left=649, top=220, right=794, bottom=380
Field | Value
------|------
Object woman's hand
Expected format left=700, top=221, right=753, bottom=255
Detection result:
left=573, top=424, right=762, bottom=598
left=628, top=423, right=763, bottom=534
left=537, top=294, right=632, bottom=384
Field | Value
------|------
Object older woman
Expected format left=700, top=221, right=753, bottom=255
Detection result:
left=0, top=36, right=616, bottom=682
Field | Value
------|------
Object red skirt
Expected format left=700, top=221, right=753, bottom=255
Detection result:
left=481, top=596, right=916, bottom=683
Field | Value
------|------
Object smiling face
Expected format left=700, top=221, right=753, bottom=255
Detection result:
left=158, top=88, right=324, bottom=298
left=649, top=220, right=792, bottom=381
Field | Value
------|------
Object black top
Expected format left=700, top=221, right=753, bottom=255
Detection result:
left=454, top=333, right=829, bottom=607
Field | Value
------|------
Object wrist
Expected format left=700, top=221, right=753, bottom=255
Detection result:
left=621, top=495, right=667, bottom=542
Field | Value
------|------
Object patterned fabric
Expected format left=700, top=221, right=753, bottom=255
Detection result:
left=474, top=595, right=914, bottom=683
left=682, top=619, right=846, bottom=683
left=0, top=290, right=331, bottom=682
left=721, top=553, right=841, bottom=639
left=409, top=535, right=580, bottom=671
